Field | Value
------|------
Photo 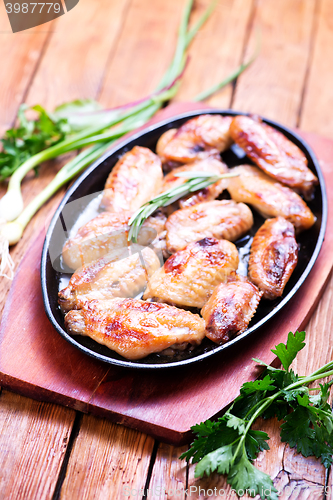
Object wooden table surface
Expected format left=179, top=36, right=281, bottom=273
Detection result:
left=1, top=0, right=333, bottom=498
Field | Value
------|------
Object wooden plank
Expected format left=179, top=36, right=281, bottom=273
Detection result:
left=0, top=390, right=76, bottom=500
left=174, top=0, right=254, bottom=108
left=99, top=0, right=187, bottom=107
left=232, top=0, right=316, bottom=126
left=328, top=465, right=333, bottom=498
left=0, top=4, right=50, bottom=135
left=146, top=443, right=188, bottom=500
left=300, top=0, right=333, bottom=138
left=26, top=0, right=132, bottom=111
left=59, top=415, right=154, bottom=500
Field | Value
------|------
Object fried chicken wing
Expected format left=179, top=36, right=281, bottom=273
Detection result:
left=156, top=115, right=233, bottom=170
left=165, top=200, right=253, bottom=253
left=100, top=146, right=163, bottom=212
left=143, top=237, right=239, bottom=308
left=62, top=210, right=165, bottom=270
left=161, top=158, right=229, bottom=209
left=230, top=115, right=318, bottom=198
left=64, top=298, right=206, bottom=360
left=201, top=274, right=263, bottom=344
left=58, top=247, right=161, bottom=313
left=248, top=217, right=298, bottom=300
left=227, top=165, right=315, bottom=232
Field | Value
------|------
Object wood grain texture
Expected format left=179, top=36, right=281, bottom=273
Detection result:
left=0, top=5, right=50, bottom=135
left=328, top=464, right=333, bottom=498
left=0, top=1, right=332, bottom=496
left=59, top=415, right=154, bottom=500
left=174, top=0, right=254, bottom=108
left=99, top=0, right=186, bottom=107
left=26, top=0, right=131, bottom=110
left=300, top=0, right=333, bottom=138
left=147, top=443, right=188, bottom=500
left=232, top=0, right=317, bottom=127
left=0, top=390, right=75, bottom=500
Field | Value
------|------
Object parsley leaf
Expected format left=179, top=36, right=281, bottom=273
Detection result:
left=0, top=104, right=71, bottom=181
left=271, top=330, right=306, bottom=371
left=195, top=444, right=235, bottom=477
left=228, top=451, right=278, bottom=500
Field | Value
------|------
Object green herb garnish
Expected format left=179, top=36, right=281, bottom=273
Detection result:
left=0, top=103, right=71, bottom=182
left=180, top=331, right=333, bottom=499
left=128, top=171, right=239, bottom=242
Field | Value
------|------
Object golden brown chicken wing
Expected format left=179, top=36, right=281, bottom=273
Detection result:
left=201, top=274, right=263, bottom=344
left=62, top=210, right=165, bottom=270
left=248, top=217, right=298, bottom=300
left=161, top=157, right=229, bottom=209
left=227, top=165, right=316, bottom=232
left=58, top=247, right=161, bottom=313
left=143, top=237, right=239, bottom=308
left=156, top=114, right=233, bottom=170
left=229, top=115, right=318, bottom=199
left=165, top=200, right=253, bottom=253
left=100, top=146, right=163, bottom=211
left=64, top=298, right=206, bottom=360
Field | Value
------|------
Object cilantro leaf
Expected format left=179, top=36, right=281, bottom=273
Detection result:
left=271, top=331, right=306, bottom=371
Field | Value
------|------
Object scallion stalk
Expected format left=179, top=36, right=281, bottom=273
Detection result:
left=0, top=0, right=258, bottom=279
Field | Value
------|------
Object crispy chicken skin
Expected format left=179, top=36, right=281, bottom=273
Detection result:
left=248, top=217, right=298, bottom=300
left=62, top=211, right=165, bottom=270
left=64, top=298, right=206, bottom=360
left=161, top=158, right=229, bottom=209
left=166, top=200, right=253, bottom=253
left=229, top=115, right=318, bottom=199
left=58, top=247, right=161, bottom=313
left=100, top=146, right=163, bottom=212
left=143, top=237, right=239, bottom=308
left=201, top=274, right=263, bottom=344
left=227, top=165, right=316, bottom=232
left=156, top=115, right=233, bottom=169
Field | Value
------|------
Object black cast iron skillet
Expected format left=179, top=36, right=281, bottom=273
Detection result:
left=41, top=109, right=327, bottom=369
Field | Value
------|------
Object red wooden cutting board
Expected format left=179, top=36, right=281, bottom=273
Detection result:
left=1, top=102, right=333, bottom=445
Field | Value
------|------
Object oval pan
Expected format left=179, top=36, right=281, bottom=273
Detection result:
left=41, top=110, right=327, bottom=369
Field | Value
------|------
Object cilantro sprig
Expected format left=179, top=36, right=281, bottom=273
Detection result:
left=181, top=331, right=333, bottom=499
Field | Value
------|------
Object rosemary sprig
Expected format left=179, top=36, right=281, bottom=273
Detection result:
left=128, top=171, right=239, bottom=242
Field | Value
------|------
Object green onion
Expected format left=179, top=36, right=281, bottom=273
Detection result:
left=0, top=0, right=257, bottom=279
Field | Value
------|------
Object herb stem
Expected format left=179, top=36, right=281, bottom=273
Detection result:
left=231, top=365, right=333, bottom=466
